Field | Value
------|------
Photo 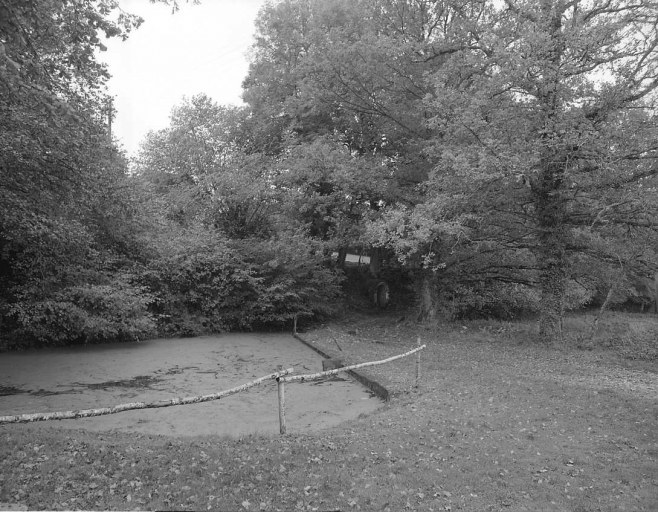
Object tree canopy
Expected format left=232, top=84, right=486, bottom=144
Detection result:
left=0, top=0, right=155, bottom=347
left=1, top=0, right=656, bottom=348
left=244, top=0, right=658, bottom=340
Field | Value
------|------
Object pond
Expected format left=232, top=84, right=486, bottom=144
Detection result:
left=0, top=334, right=383, bottom=437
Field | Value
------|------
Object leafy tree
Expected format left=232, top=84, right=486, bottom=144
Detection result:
left=0, top=1, right=157, bottom=347
left=246, top=0, right=658, bottom=337
left=135, top=94, right=277, bottom=238
left=244, top=0, right=444, bottom=156
left=245, top=3, right=427, bottom=221
left=134, top=95, right=345, bottom=333
left=273, top=137, right=394, bottom=266
left=244, top=0, right=464, bottom=313
left=406, top=0, right=658, bottom=340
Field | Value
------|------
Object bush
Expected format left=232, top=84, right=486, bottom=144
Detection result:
left=4, top=278, right=156, bottom=348
left=1, top=223, right=345, bottom=346
left=146, top=230, right=343, bottom=335
left=446, top=282, right=540, bottom=320
left=145, top=233, right=259, bottom=334
left=563, top=280, right=596, bottom=311
left=233, top=233, right=344, bottom=325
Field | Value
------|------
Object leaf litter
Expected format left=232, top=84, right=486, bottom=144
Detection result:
left=0, top=313, right=656, bottom=511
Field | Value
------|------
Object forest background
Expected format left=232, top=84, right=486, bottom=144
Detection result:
left=1, top=0, right=657, bottom=350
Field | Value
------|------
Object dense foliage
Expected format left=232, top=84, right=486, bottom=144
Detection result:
left=243, top=0, right=658, bottom=340
left=0, top=0, right=154, bottom=348
left=1, top=0, right=656, bottom=348
left=0, top=1, right=343, bottom=349
left=141, top=228, right=342, bottom=336
left=133, top=94, right=344, bottom=337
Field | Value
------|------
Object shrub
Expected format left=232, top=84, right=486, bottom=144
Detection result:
left=232, top=233, right=344, bottom=326
left=563, top=280, right=596, bottom=311
left=145, top=232, right=258, bottom=334
left=4, top=278, right=156, bottom=348
left=445, top=282, right=540, bottom=320
left=146, top=230, right=343, bottom=334
left=564, top=313, right=658, bottom=362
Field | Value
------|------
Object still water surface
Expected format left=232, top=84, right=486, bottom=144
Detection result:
left=0, top=334, right=382, bottom=436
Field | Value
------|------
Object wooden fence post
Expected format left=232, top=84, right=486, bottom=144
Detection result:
left=293, top=315, right=298, bottom=336
left=277, top=377, right=287, bottom=434
left=415, top=336, right=421, bottom=388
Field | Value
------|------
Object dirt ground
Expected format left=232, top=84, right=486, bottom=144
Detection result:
left=0, top=333, right=382, bottom=437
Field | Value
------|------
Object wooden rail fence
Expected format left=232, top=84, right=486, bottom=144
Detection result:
left=0, top=368, right=293, bottom=425
left=0, top=331, right=426, bottom=435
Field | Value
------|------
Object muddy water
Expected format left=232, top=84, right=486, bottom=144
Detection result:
left=0, top=334, right=382, bottom=437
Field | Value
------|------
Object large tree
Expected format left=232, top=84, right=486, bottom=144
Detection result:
left=244, top=0, right=448, bottom=284
left=0, top=1, right=156, bottom=346
left=245, top=0, right=658, bottom=336
left=135, top=94, right=277, bottom=238
left=415, top=0, right=658, bottom=340
left=134, top=95, right=345, bottom=333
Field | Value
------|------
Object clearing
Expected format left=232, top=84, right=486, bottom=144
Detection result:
left=0, top=312, right=656, bottom=511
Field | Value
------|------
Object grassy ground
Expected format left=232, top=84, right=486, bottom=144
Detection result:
left=1, top=311, right=656, bottom=511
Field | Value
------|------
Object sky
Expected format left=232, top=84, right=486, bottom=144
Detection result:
left=100, top=0, right=267, bottom=156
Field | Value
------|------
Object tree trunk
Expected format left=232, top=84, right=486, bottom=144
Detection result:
left=536, top=2, right=567, bottom=345
left=536, top=165, right=568, bottom=344
left=587, top=285, right=615, bottom=343
left=538, top=272, right=566, bottom=342
left=535, top=139, right=569, bottom=342
left=416, top=270, right=438, bottom=322
left=336, top=247, right=347, bottom=269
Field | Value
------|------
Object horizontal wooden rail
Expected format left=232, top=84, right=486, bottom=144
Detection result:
left=279, top=344, right=426, bottom=384
left=0, top=368, right=294, bottom=425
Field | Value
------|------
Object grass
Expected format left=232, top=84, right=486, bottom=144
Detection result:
left=1, top=311, right=657, bottom=511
